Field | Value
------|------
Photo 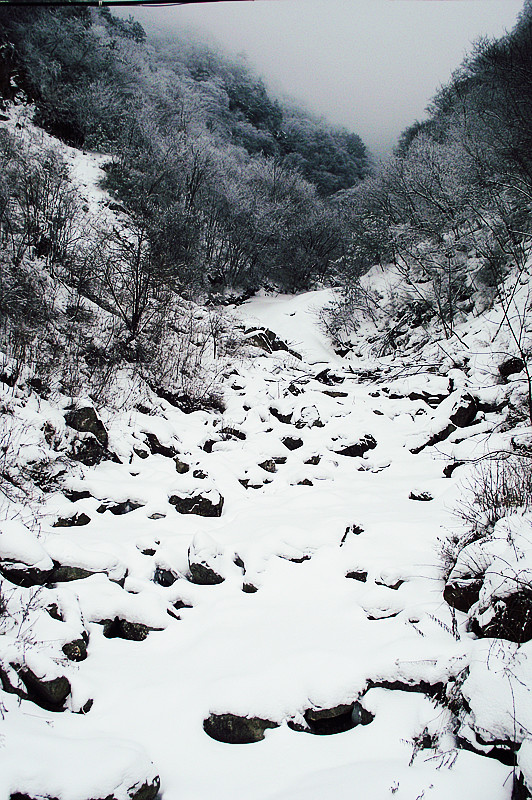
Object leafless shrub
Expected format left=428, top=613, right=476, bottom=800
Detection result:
left=455, top=455, right=532, bottom=535
left=318, top=283, right=378, bottom=348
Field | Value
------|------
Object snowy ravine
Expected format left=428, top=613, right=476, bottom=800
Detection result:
left=2, top=280, right=531, bottom=800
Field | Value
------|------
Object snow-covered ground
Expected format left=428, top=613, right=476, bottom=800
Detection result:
left=2, top=283, right=530, bottom=800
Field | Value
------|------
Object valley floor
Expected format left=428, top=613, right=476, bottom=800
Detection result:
left=1, top=288, right=530, bottom=800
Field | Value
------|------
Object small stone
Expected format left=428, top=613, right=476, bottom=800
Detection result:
left=62, top=638, right=88, bottom=662
left=346, top=570, right=368, bottom=582
left=53, top=513, right=91, bottom=528
left=153, top=567, right=178, bottom=587
left=282, top=436, right=303, bottom=451
left=258, top=459, right=277, bottom=473
left=408, top=491, right=433, bottom=502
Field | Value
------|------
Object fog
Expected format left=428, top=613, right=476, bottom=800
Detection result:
left=128, top=0, right=524, bottom=158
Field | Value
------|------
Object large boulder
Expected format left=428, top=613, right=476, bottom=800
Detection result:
left=188, top=533, right=237, bottom=585
left=169, top=490, right=224, bottom=517
left=18, top=668, right=71, bottom=711
left=69, top=434, right=120, bottom=467
left=410, top=390, right=477, bottom=454
left=64, top=407, right=108, bottom=447
left=244, top=328, right=301, bottom=360
left=0, top=520, right=55, bottom=587
left=499, top=357, right=525, bottom=380
left=471, top=592, right=532, bottom=644
left=203, top=712, right=279, bottom=743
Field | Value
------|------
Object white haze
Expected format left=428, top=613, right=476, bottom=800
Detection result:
left=126, top=0, right=523, bottom=159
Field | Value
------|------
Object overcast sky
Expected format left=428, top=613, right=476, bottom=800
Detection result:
left=129, top=0, right=524, bottom=159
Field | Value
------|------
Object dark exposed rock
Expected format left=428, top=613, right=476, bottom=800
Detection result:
left=109, top=501, right=144, bottom=516
left=297, top=479, right=313, bottom=486
left=101, top=617, right=153, bottom=641
left=243, top=583, right=258, bottom=593
left=153, top=567, right=178, bottom=587
left=245, top=327, right=301, bottom=360
left=188, top=561, right=224, bottom=585
left=51, top=564, right=95, bottom=582
left=53, top=513, right=91, bottom=528
left=221, top=427, right=246, bottom=441
left=174, top=457, right=190, bottom=474
left=471, top=591, right=532, bottom=644
left=270, top=407, right=293, bottom=425
left=133, top=447, right=150, bottom=459
left=129, top=776, right=161, bottom=800
left=64, top=489, right=92, bottom=502
left=47, top=603, right=63, bottom=621
left=69, top=435, right=120, bottom=467
left=314, top=369, right=344, bottom=386
left=410, top=423, right=456, bottom=455
left=407, top=391, right=447, bottom=408
left=0, top=561, right=55, bottom=588
left=282, top=436, right=303, bottom=451
left=448, top=391, right=477, bottom=428
left=346, top=570, right=368, bottom=582
left=203, top=712, right=279, bottom=743
left=323, top=390, right=348, bottom=398
left=64, top=407, right=108, bottom=447
left=10, top=773, right=161, bottom=800
left=499, top=357, right=525, bottom=379
left=193, top=469, right=207, bottom=479
left=443, top=461, right=465, bottom=478
left=169, top=492, right=224, bottom=517
left=367, top=678, right=445, bottom=699
left=144, top=433, right=178, bottom=459
left=335, top=434, right=377, bottom=458
left=290, top=702, right=374, bottom=735
left=62, top=638, right=88, bottom=662
left=340, top=524, right=364, bottom=545
left=287, top=382, right=303, bottom=396
left=173, top=599, right=193, bottom=612
left=444, top=578, right=483, bottom=613
left=19, top=668, right=71, bottom=711
left=408, top=491, right=433, bottom=502
left=305, top=455, right=321, bottom=466
left=258, top=459, right=277, bottom=473
left=375, top=578, right=404, bottom=590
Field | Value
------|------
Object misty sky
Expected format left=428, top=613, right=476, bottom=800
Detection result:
left=129, top=0, right=524, bottom=159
